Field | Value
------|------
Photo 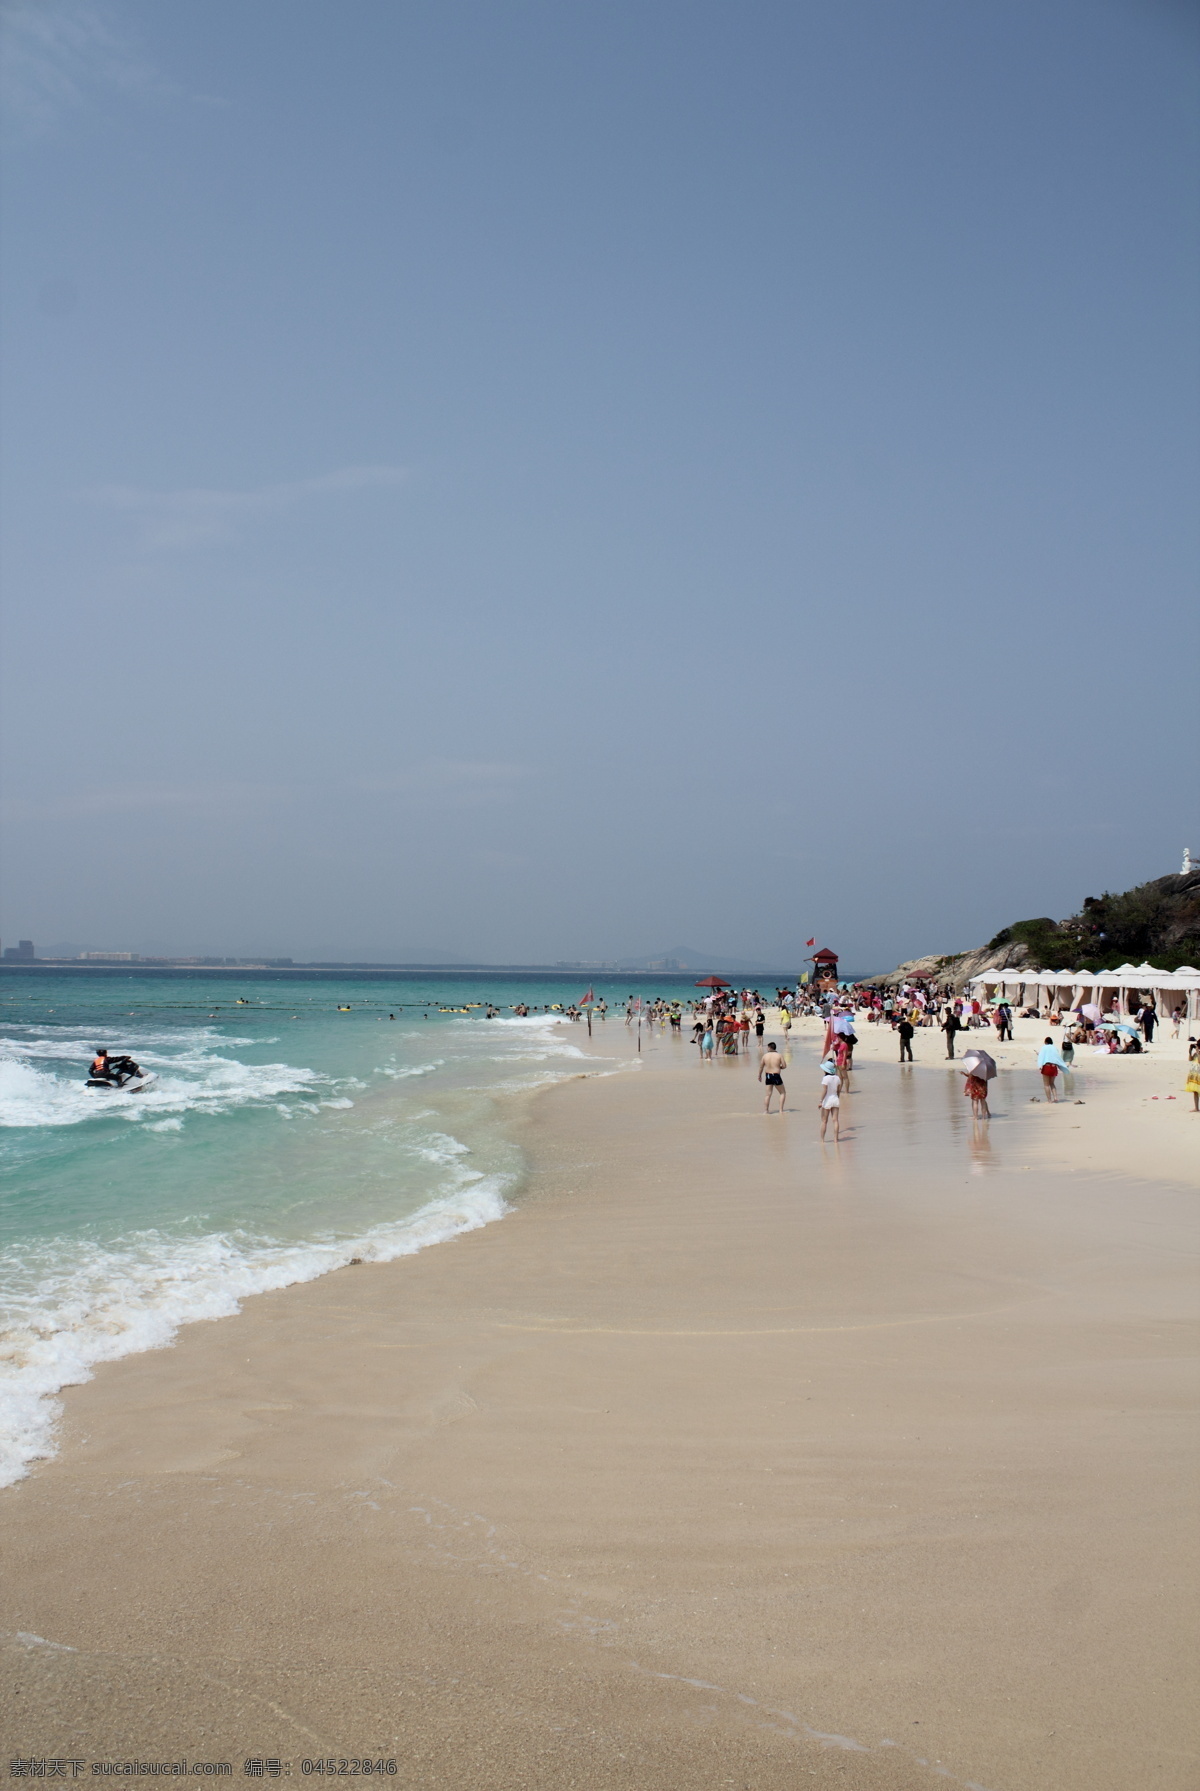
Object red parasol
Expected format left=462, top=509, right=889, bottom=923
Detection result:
left=694, top=975, right=730, bottom=988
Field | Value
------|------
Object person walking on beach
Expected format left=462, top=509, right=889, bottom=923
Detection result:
left=942, top=1009, right=963, bottom=1059
left=758, top=1043, right=786, bottom=1113
left=818, top=1058, right=841, bottom=1141
left=1186, top=1039, right=1200, bottom=1112
left=1138, top=1001, right=1157, bottom=1045
left=897, top=1015, right=915, bottom=1062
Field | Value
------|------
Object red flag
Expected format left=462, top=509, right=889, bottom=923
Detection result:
left=806, top=937, right=816, bottom=946
left=580, top=987, right=594, bottom=1006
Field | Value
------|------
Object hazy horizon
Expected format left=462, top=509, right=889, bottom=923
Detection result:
left=2, top=1, right=1196, bottom=970
left=16, top=938, right=866, bottom=973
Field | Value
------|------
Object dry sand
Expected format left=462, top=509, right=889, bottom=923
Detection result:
left=2, top=1016, right=1197, bottom=1790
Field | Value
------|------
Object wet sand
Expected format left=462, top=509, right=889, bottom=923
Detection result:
left=792, top=1005, right=1199, bottom=1184
left=2, top=1021, right=1197, bottom=1790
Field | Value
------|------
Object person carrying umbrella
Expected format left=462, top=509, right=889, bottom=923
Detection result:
left=960, top=1048, right=996, bottom=1120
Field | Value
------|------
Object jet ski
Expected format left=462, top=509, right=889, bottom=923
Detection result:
left=86, top=1052, right=157, bottom=1092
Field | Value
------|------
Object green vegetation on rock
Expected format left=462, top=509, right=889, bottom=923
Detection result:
left=987, top=869, right=1200, bottom=972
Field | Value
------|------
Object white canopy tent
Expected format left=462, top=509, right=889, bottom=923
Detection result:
left=969, top=964, right=1200, bottom=1024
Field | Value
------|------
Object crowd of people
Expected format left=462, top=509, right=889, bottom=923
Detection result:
left=598, top=975, right=1200, bottom=1132
left=473, top=977, right=1198, bottom=1127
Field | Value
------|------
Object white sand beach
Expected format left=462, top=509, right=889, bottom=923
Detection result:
left=2, top=1014, right=1196, bottom=1791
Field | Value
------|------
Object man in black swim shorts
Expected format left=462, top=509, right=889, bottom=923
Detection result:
left=758, top=1042, right=787, bottom=1113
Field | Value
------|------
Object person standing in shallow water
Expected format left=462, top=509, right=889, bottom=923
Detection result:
left=758, top=1042, right=786, bottom=1113
left=962, top=1069, right=990, bottom=1120
left=818, top=1059, right=841, bottom=1140
left=1038, top=1037, right=1066, bottom=1102
left=897, top=1014, right=915, bottom=1062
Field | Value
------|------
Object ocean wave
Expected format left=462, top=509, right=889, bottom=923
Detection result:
left=0, top=1166, right=511, bottom=1487
left=482, top=1013, right=573, bottom=1031
left=9, top=1028, right=257, bottom=1054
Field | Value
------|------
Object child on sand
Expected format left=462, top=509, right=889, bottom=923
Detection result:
left=818, top=1059, right=840, bottom=1140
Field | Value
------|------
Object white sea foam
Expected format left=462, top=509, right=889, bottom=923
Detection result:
left=499, top=1044, right=590, bottom=1063
left=485, top=1013, right=573, bottom=1031
left=0, top=1164, right=510, bottom=1488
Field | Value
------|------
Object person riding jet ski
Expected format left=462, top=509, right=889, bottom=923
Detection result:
left=87, top=1047, right=147, bottom=1089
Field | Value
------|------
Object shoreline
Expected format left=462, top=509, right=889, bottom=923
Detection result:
left=2, top=1020, right=1196, bottom=1789
left=0, top=1015, right=632, bottom=1489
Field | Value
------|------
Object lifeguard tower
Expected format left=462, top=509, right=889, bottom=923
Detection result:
left=808, top=947, right=840, bottom=990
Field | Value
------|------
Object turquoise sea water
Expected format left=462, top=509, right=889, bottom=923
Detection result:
left=0, top=969, right=702, bottom=1485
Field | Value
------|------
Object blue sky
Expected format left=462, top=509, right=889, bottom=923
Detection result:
left=1, top=0, right=1196, bottom=968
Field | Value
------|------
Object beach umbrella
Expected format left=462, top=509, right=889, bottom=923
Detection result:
left=961, top=1049, right=997, bottom=1081
left=1100, top=1021, right=1138, bottom=1036
left=694, top=976, right=730, bottom=988
left=1081, top=1002, right=1102, bottom=1023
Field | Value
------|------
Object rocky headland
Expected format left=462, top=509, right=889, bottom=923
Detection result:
left=882, top=865, right=1200, bottom=991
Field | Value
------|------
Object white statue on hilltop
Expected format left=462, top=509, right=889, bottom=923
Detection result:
left=1185, top=847, right=1195, bottom=875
